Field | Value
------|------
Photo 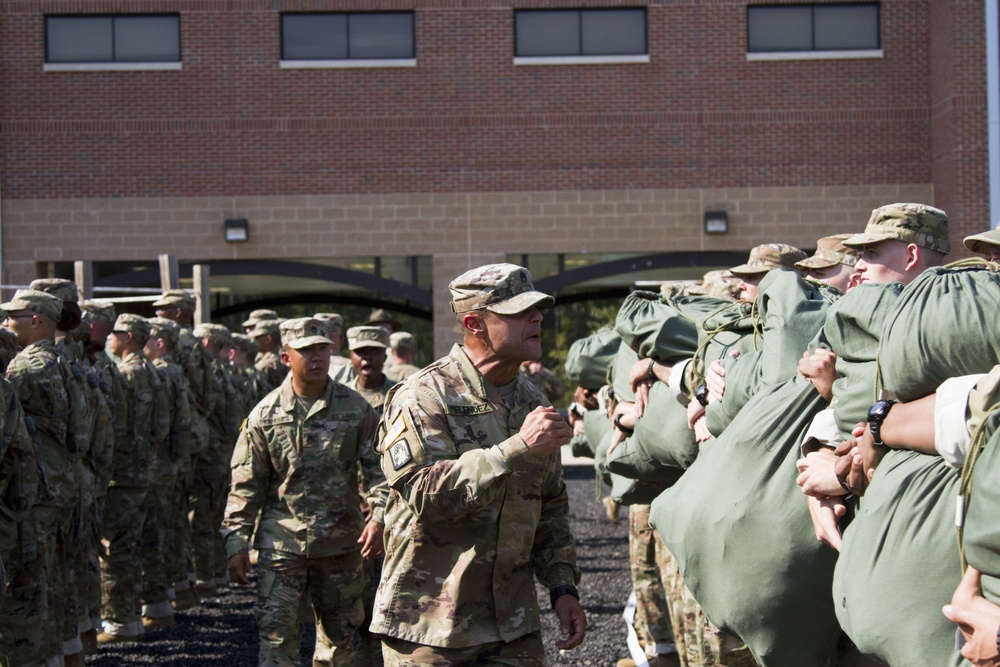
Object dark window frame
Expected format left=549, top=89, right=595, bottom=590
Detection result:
left=514, top=8, right=648, bottom=58
left=747, top=3, right=881, bottom=53
left=44, top=14, right=182, bottom=64
left=280, top=11, right=416, bottom=61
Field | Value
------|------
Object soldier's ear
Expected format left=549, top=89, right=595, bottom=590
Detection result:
left=280, top=348, right=292, bottom=368
left=461, top=312, right=487, bottom=338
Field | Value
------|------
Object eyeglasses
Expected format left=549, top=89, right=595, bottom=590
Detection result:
left=3, top=313, right=34, bottom=321
left=111, top=330, right=129, bottom=336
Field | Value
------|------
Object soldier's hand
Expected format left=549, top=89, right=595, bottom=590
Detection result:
left=358, top=520, right=385, bottom=559
left=705, top=359, right=728, bottom=403
left=228, top=553, right=253, bottom=586
left=554, top=594, right=587, bottom=650
left=520, top=407, right=572, bottom=458
left=798, top=348, right=839, bottom=402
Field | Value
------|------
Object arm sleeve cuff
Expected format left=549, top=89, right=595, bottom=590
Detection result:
left=935, top=374, right=985, bottom=468
left=668, top=359, right=692, bottom=401
left=492, top=433, right=532, bottom=468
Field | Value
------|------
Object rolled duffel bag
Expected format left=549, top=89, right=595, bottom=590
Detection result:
left=833, top=265, right=1000, bottom=667
left=963, top=384, right=1000, bottom=602
left=604, top=381, right=696, bottom=483
left=651, top=375, right=840, bottom=667
left=611, top=340, right=640, bottom=404
left=565, top=326, right=620, bottom=391
left=615, top=291, right=731, bottom=363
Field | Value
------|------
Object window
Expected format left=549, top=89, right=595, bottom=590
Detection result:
left=46, top=15, right=180, bottom=65
left=515, top=9, right=647, bottom=60
left=281, top=12, right=415, bottom=65
left=748, top=4, right=880, bottom=55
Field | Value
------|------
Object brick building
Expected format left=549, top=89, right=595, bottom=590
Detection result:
left=0, top=0, right=990, bottom=353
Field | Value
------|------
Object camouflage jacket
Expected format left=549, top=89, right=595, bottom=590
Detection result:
left=371, top=344, right=580, bottom=648
left=347, top=374, right=395, bottom=418
left=59, top=341, right=113, bottom=508
left=0, top=377, right=36, bottom=556
left=254, top=351, right=287, bottom=392
left=6, top=340, right=87, bottom=508
left=221, top=376, right=386, bottom=559
left=329, top=355, right=355, bottom=384
left=384, top=359, right=421, bottom=383
left=113, top=350, right=169, bottom=488
left=152, top=355, right=193, bottom=481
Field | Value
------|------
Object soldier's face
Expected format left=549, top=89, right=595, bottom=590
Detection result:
left=350, top=346, right=386, bottom=377
left=3, top=311, right=36, bottom=346
left=737, top=274, right=763, bottom=301
left=806, top=263, right=858, bottom=293
left=482, top=306, right=544, bottom=363
left=282, top=343, right=332, bottom=385
left=854, top=240, right=912, bottom=285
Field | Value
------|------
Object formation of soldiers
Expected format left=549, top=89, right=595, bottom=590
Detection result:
left=567, top=203, right=1000, bottom=667
left=0, top=280, right=426, bottom=666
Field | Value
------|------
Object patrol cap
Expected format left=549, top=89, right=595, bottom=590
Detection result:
left=193, top=323, right=232, bottom=348
left=113, top=313, right=152, bottom=343
left=365, top=308, right=397, bottom=329
left=148, top=317, right=180, bottom=346
left=795, top=234, right=861, bottom=270
left=1, top=289, right=62, bottom=322
left=313, top=313, right=344, bottom=334
left=449, top=263, right=554, bottom=315
left=280, top=317, right=334, bottom=350
left=152, top=289, right=196, bottom=309
left=241, top=309, right=279, bottom=328
left=842, top=203, right=950, bottom=254
left=29, top=278, right=79, bottom=305
left=964, top=228, right=1000, bottom=255
left=390, top=331, right=416, bottom=351
left=729, top=244, right=808, bottom=277
left=347, top=326, right=389, bottom=351
left=81, top=300, right=117, bottom=324
left=248, top=319, right=280, bottom=339
left=230, top=333, right=258, bottom=356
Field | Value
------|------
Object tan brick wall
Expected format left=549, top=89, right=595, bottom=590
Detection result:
left=1, top=182, right=934, bottom=355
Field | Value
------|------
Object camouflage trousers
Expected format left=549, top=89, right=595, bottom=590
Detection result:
left=0, top=512, right=47, bottom=666
left=659, top=545, right=756, bottom=667
left=169, top=467, right=194, bottom=592
left=359, top=554, right=385, bottom=667
left=100, top=486, right=148, bottom=636
left=253, top=549, right=365, bottom=667
left=139, top=480, right=173, bottom=613
left=189, top=447, right=229, bottom=586
left=381, top=630, right=546, bottom=667
left=629, top=504, right=674, bottom=653
left=77, top=479, right=105, bottom=634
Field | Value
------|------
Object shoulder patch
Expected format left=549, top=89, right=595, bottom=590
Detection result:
left=389, top=439, right=412, bottom=470
left=445, top=403, right=492, bottom=416
left=383, top=412, right=406, bottom=451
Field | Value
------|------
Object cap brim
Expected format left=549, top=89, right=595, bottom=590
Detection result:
left=965, top=233, right=1000, bottom=253
left=0, top=299, right=24, bottom=312
left=485, top=290, right=555, bottom=315
left=795, top=257, right=838, bottom=270
left=841, top=232, right=895, bottom=249
left=240, top=319, right=255, bottom=328
left=728, top=264, right=767, bottom=277
left=349, top=342, right=388, bottom=351
left=286, top=335, right=334, bottom=350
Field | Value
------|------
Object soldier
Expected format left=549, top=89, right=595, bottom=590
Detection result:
left=222, top=317, right=387, bottom=667
left=346, top=326, right=394, bottom=417
left=383, top=331, right=421, bottom=382
left=249, top=319, right=288, bottom=390
left=794, top=234, right=862, bottom=293
left=241, top=309, right=280, bottom=335
left=314, top=313, right=354, bottom=383
left=841, top=202, right=950, bottom=284
left=230, top=333, right=271, bottom=405
left=365, top=307, right=398, bottom=333
left=518, top=360, right=565, bottom=403
left=98, top=313, right=169, bottom=644
left=0, top=289, right=86, bottom=664
left=372, top=263, right=586, bottom=664
left=964, top=227, right=1000, bottom=260
left=728, top=243, right=808, bottom=302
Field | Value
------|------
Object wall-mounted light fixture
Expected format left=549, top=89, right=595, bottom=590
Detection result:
left=704, top=210, right=729, bottom=234
left=224, top=218, right=249, bottom=243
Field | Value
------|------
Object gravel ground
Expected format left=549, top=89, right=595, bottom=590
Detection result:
left=86, top=464, right=633, bottom=666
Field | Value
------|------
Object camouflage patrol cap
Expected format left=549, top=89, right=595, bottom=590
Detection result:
left=241, top=309, right=279, bottom=328
left=81, top=300, right=117, bottom=324
left=313, top=313, right=344, bottom=334
left=193, top=323, right=232, bottom=348
left=729, top=244, right=808, bottom=277
left=1, top=289, right=62, bottom=322
left=347, top=325, right=389, bottom=351
left=365, top=308, right=397, bottom=329
left=113, top=313, right=152, bottom=343
left=795, top=234, right=861, bottom=270
left=842, top=203, right=950, bottom=253
left=152, top=289, right=196, bottom=309
left=29, top=278, right=79, bottom=305
left=964, top=228, right=1000, bottom=255
left=280, top=317, right=334, bottom=350
left=148, top=317, right=180, bottom=346
left=390, top=331, right=416, bottom=351
left=248, top=319, right=280, bottom=339
left=449, top=263, right=554, bottom=315
left=230, top=333, right=258, bottom=356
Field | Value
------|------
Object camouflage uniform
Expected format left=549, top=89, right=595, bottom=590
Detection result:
left=628, top=503, right=675, bottom=662
left=518, top=362, right=565, bottom=402
left=249, top=320, right=288, bottom=391
left=372, top=343, right=580, bottom=651
left=101, top=314, right=169, bottom=640
left=384, top=331, right=421, bottom=383
left=222, top=317, right=387, bottom=667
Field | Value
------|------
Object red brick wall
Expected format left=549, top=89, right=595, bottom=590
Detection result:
left=0, top=0, right=972, bottom=202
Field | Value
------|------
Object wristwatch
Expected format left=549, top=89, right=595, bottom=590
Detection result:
left=549, top=583, right=579, bottom=608
left=694, top=383, right=709, bottom=407
left=867, top=399, right=896, bottom=449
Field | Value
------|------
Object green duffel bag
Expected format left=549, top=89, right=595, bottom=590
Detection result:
left=706, top=270, right=839, bottom=436
left=686, top=300, right=753, bottom=391
left=651, top=375, right=839, bottom=667
left=833, top=450, right=962, bottom=667
left=584, top=406, right=613, bottom=463
left=824, top=282, right=905, bottom=435
left=611, top=340, right=640, bottom=404
left=879, top=264, right=1000, bottom=402
left=604, top=381, right=697, bottom=481
left=608, top=469, right=668, bottom=506
left=963, top=389, right=1000, bottom=602
left=615, top=291, right=732, bottom=363
left=565, top=326, right=620, bottom=391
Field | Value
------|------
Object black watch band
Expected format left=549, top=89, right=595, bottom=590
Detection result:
left=614, top=414, right=634, bottom=435
left=549, top=584, right=579, bottom=608
left=695, top=383, right=709, bottom=407
left=868, top=399, right=896, bottom=449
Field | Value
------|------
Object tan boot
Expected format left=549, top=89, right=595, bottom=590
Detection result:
left=603, top=495, right=620, bottom=523
left=142, top=614, right=175, bottom=630
left=63, top=652, right=85, bottom=667
left=172, top=586, right=199, bottom=611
